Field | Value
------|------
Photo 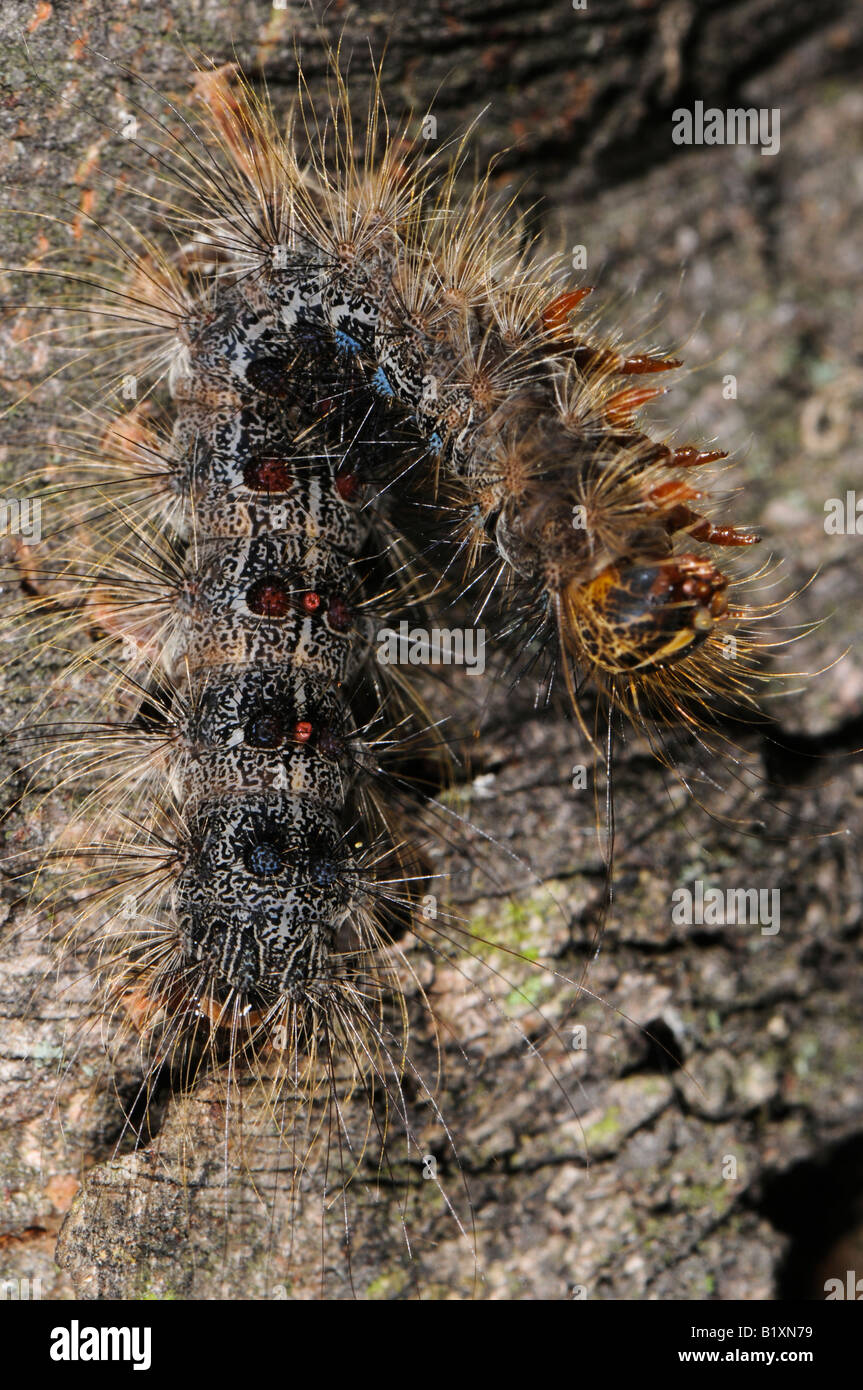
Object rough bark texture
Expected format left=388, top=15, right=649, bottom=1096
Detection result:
left=1, top=0, right=863, bottom=1301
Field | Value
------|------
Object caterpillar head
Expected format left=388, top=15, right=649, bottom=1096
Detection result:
left=561, top=554, right=730, bottom=675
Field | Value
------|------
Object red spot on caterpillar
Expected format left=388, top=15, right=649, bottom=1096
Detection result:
left=243, top=456, right=294, bottom=492
left=326, top=597, right=353, bottom=631
left=672, top=446, right=729, bottom=469
left=542, top=287, right=593, bottom=336
left=247, top=579, right=293, bottom=618
left=302, top=591, right=322, bottom=614
left=335, top=472, right=360, bottom=501
left=604, top=385, right=666, bottom=426
left=294, top=720, right=313, bottom=743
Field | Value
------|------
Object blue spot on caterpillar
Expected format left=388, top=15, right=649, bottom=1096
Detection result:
left=247, top=843, right=284, bottom=876
left=372, top=365, right=395, bottom=397
left=334, top=329, right=363, bottom=355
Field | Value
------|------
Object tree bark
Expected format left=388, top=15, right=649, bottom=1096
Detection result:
left=1, top=0, right=862, bottom=1300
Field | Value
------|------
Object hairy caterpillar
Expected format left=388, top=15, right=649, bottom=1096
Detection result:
left=0, top=42, right=801, bottom=1300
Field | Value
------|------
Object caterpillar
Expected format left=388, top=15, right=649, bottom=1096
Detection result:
left=0, top=43, right=799, bottom=1299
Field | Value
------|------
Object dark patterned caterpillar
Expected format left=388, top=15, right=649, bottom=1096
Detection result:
left=0, top=46, right=796, bottom=1299
left=178, top=68, right=782, bottom=740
